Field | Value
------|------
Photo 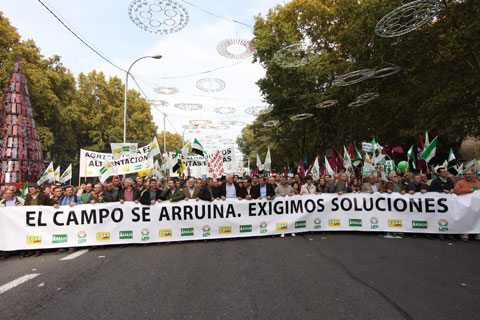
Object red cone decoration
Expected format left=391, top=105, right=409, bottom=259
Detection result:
left=0, top=56, right=43, bottom=184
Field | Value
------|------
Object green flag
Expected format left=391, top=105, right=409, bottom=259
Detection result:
left=352, top=146, right=362, bottom=166
left=21, top=182, right=28, bottom=197
left=421, top=136, right=438, bottom=163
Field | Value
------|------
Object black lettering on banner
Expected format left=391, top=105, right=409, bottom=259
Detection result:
left=409, top=198, right=423, bottom=212
left=159, top=207, right=170, bottom=221
left=340, top=198, right=352, bottom=211
left=331, top=198, right=339, bottom=211
left=195, top=205, right=205, bottom=220
left=26, top=211, right=36, bottom=226
left=184, top=206, right=193, bottom=220
left=248, top=203, right=256, bottom=216
left=316, top=198, right=325, bottom=212
left=81, top=209, right=97, bottom=224
left=66, top=211, right=79, bottom=225
left=291, top=200, right=303, bottom=214
left=376, top=198, right=386, bottom=211
left=273, top=201, right=284, bottom=214
left=353, top=198, right=362, bottom=211
left=99, top=209, right=109, bottom=223
left=258, top=202, right=268, bottom=215
left=393, top=198, right=407, bottom=212
left=111, top=208, right=123, bottom=223
left=425, top=198, right=435, bottom=213
left=172, top=206, right=182, bottom=220
left=131, top=207, right=141, bottom=222
left=53, top=211, right=64, bottom=226
left=363, top=198, right=373, bottom=211
left=387, top=198, right=392, bottom=211
left=304, top=199, right=315, bottom=213
left=141, top=207, right=150, bottom=222
left=437, top=198, right=448, bottom=213
left=37, top=211, right=47, bottom=226
left=213, top=205, right=224, bottom=219
left=225, top=204, right=236, bottom=218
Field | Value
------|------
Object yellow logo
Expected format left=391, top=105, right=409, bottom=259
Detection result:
left=96, top=232, right=110, bottom=240
left=219, top=226, right=232, bottom=234
left=328, top=219, right=341, bottom=227
left=159, top=229, right=172, bottom=237
left=26, top=236, right=42, bottom=244
left=275, top=222, right=288, bottom=231
left=388, top=220, right=403, bottom=228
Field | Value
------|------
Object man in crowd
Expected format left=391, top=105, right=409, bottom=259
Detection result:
left=136, top=177, right=145, bottom=194
left=454, top=170, right=480, bottom=242
left=275, top=176, right=294, bottom=197
left=239, top=178, right=254, bottom=200
left=24, top=183, right=51, bottom=205
left=103, top=182, right=119, bottom=202
left=300, top=176, right=316, bottom=195
left=407, top=174, right=429, bottom=194
left=140, top=179, right=162, bottom=205
left=269, top=176, right=277, bottom=189
left=182, top=177, right=200, bottom=201
left=429, top=168, right=454, bottom=194
left=55, top=185, right=83, bottom=207
left=89, top=183, right=104, bottom=203
left=361, top=175, right=381, bottom=193
left=199, top=177, right=220, bottom=201
left=251, top=174, right=259, bottom=187
left=253, top=176, right=275, bottom=200
left=79, top=183, right=95, bottom=204
left=112, top=176, right=123, bottom=192
left=220, top=175, right=241, bottom=200
left=160, top=179, right=184, bottom=202
left=382, top=172, right=406, bottom=194
left=119, top=178, right=140, bottom=203
left=0, top=188, right=24, bottom=206
left=294, top=173, right=303, bottom=187
left=329, top=173, right=351, bottom=195
left=50, top=186, right=63, bottom=205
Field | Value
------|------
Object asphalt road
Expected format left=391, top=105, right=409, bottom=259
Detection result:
left=0, top=233, right=479, bottom=320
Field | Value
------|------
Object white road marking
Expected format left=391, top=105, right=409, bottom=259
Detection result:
left=60, top=249, right=89, bottom=261
left=0, top=274, right=40, bottom=294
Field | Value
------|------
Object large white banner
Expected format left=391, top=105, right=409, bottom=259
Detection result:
left=1, top=192, right=480, bottom=251
left=170, top=147, right=237, bottom=177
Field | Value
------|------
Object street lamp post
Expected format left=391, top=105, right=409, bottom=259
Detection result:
left=123, top=54, right=162, bottom=143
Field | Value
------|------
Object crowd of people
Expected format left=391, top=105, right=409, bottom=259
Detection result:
left=1, top=167, right=479, bottom=259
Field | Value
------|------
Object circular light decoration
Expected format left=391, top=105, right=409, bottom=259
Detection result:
left=263, top=120, right=280, bottom=127
left=174, top=103, right=203, bottom=110
left=196, top=78, right=226, bottom=92
left=182, top=124, right=198, bottom=129
left=206, top=135, right=221, bottom=139
left=217, top=120, right=235, bottom=126
left=316, top=100, right=339, bottom=109
left=220, top=139, right=233, bottom=143
left=290, top=113, right=314, bottom=121
left=154, top=86, right=179, bottom=95
left=371, top=64, right=401, bottom=78
left=200, top=125, right=216, bottom=129
left=232, top=121, right=246, bottom=126
left=187, top=130, right=200, bottom=134
left=245, top=106, right=273, bottom=116
left=333, top=69, right=375, bottom=86
left=348, top=93, right=379, bottom=107
left=190, top=119, right=212, bottom=126
left=375, top=0, right=439, bottom=38
left=149, top=99, right=169, bottom=107
left=217, top=38, right=255, bottom=59
left=214, top=107, right=236, bottom=115
left=272, top=42, right=321, bottom=68
left=128, top=0, right=189, bottom=35
left=214, top=125, right=230, bottom=130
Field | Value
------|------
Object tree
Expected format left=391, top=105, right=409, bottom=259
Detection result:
left=157, top=131, right=183, bottom=154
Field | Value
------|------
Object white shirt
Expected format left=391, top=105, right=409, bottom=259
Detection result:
left=371, top=184, right=378, bottom=192
left=188, top=187, right=195, bottom=198
left=225, top=183, right=237, bottom=198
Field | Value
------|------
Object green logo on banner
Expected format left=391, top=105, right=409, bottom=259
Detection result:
left=119, top=230, right=133, bottom=239
left=181, top=228, right=194, bottom=236
left=313, top=217, right=322, bottom=230
left=349, top=219, right=362, bottom=227
left=240, top=225, right=252, bottom=233
left=134, top=164, right=142, bottom=171
left=52, top=234, right=67, bottom=244
left=295, top=221, right=306, bottom=229
left=412, top=221, right=428, bottom=229
left=202, top=225, right=211, bottom=237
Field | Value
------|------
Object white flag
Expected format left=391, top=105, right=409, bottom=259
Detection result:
left=256, top=154, right=263, bottom=170
left=54, top=166, right=61, bottom=182
left=60, top=164, right=72, bottom=183
left=111, top=143, right=138, bottom=160
left=324, top=156, right=334, bottom=176
left=312, top=157, right=320, bottom=180
left=38, top=162, right=55, bottom=185
left=264, top=148, right=272, bottom=171
left=343, top=146, right=353, bottom=174
left=98, top=161, right=117, bottom=183
left=147, top=137, right=161, bottom=159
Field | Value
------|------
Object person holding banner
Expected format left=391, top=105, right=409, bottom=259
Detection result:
left=361, top=175, right=381, bottom=193
left=0, top=188, right=24, bottom=207
left=103, top=182, right=119, bottom=202
left=328, top=173, right=352, bottom=195
left=90, top=184, right=104, bottom=204
left=119, top=178, right=140, bottom=203
left=50, top=186, right=64, bottom=205
left=182, top=177, right=200, bottom=201
left=55, top=186, right=83, bottom=207
left=429, top=168, right=454, bottom=193
left=275, top=176, right=294, bottom=197
left=140, top=179, right=162, bottom=205
left=300, top=176, right=317, bottom=195
left=381, top=173, right=406, bottom=194
left=407, top=175, right=429, bottom=194
left=199, top=178, right=221, bottom=201
left=220, top=175, right=241, bottom=200
left=160, top=179, right=184, bottom=202
left=238, top=178, right=254, bottom=200
left=24, top=183, right=51, bottom=206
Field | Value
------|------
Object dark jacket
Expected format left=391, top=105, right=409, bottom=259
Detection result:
left=119, top=187, right=140, bottom=201
left=24, top=192, right=51, bottom=206
left=140, top=188, right=162, bottom=205
left=160, top=188, right=184, bottom=202
left=238, top=186, right=254, bottom=199
left=219, top=182, right=240, bottom=198
left=429, top=177, right=454, bottom=193
left=103, top=189, right=119, bottom=202
left=250, top=183, right=275, bottom=199
left=328, top=181, right=352, bottom=193
left=199, top=186, right=221, bottom=201
left=406, top=182, right=429, bottom=193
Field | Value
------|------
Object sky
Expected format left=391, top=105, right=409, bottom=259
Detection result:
left=1, top=0, right=285, bottom=157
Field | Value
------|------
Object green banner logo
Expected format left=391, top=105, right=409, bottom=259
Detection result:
left=52, top=234, right=67, bottom=244
left=295, top=221, right=306, bottom=229
left=412, top=221, right=428, bottom=229
left=119, top=230, right=133, bottom=240
left=349, top=219, right=362, bottom=227
left=240, top=225, right=252, bottom=233
left=181, top=228, right=194, bottom=236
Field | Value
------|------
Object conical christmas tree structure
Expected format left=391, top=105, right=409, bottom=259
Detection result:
left=0, top=56, right=43, bottom=184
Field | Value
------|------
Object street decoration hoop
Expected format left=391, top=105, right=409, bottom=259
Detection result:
left=220, top=139, right=233, bottom=143
left=371, top=64, right=401, bottom=78
left=263, top=120, right=280, bottom=127
left=217, top=120, right=235, bottom=126
left=272, top=42, right=321, bottom=68
left=190, top=120, right=212, bottom=125
left=149, top=100, right=169, bottom=107
left=128, top=0, right=189, bottom=35
left=214, top=107, right=236, bottom=114
left=315, top=99, right=338, bottom=109
left=182, top=124, right=198, bottom=129
left=375, top=0, right=440, bottom=38
left=187, top=130, right=200, bottom=134
left=196, top=78, right=226, bottom=92
left=245, top=106, right=273, bottom=116
left=348, top=92, right=379, bottom=107
left=214, top=125, right=230, bottom=130
left=206, top=135, right=221, bottom=139
left=154, top=86, right=179, bottom=94
left=217, top=38, right=255, bottom=59
left=200, top=125, right=216, bottom=129
left=174, top=103, right=202, bottom=110
left=333, top=69, right=375, bottom=86
left=290, top=113, right=314, bottom=121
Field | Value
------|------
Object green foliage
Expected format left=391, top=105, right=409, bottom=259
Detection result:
left=157, top=131, right=183, bottom=153
left=238, top=0, right=480, bottom=169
